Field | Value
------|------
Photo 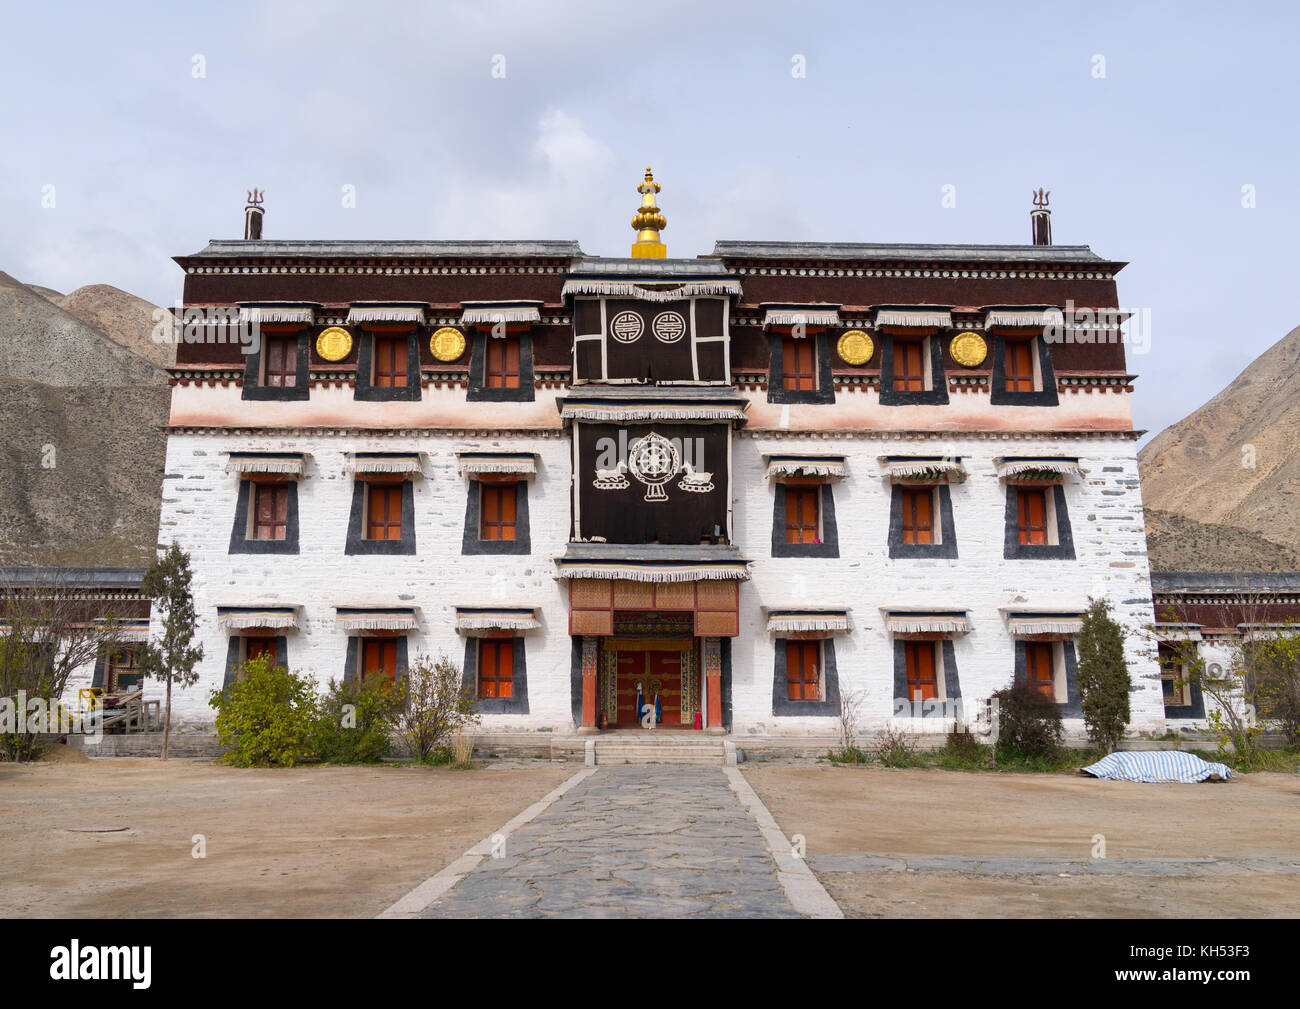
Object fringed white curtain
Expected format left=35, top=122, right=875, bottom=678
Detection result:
left=561, top=279, right=741, bottom=301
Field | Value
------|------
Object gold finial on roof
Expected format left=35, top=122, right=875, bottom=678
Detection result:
left=631, top=166, right=667, bottom=258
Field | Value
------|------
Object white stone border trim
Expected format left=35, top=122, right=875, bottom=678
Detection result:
left=723, top=767, right=843, bottom=919
left=376, top=767, right=597, bottom=918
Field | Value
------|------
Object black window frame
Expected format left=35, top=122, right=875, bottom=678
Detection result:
left=461, top=479, right=530, bottom=555
left=771, top=482, right=839, bottom=558
left=766, top=331, right=835, bottom=405
left=771, top=636, right=841, bottom=716
left=346, top=478, right=417, bottom=555
left=888, top=482, right=958, bottom=559
left=229, top=478, right=301, bottom=554
left=1003, top=482, right=1075, bottom=560
left=467, top=330, right=535, bottom=402
left=355, top=330, right=422, bottom=402
left=989, top=332, right=1060, bottom=407
left=242, top=330, right=310, bottom=401
left=462, top=635, right=530, bottom=714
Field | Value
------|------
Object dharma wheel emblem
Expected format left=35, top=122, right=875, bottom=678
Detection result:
left=627, top=432, right=681, bottom=502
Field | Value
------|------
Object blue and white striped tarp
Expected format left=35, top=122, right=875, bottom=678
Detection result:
left=1082, top=751, right=1233, bottom=784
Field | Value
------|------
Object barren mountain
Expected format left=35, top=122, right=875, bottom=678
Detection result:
left=52, top=283, right=175, bottom=369
left=0, top=272, right=169, bottom=566
left=1139, top=324, right=1300, bottom=565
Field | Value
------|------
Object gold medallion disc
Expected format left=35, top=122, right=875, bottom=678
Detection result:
left=836, top=329, right=875, bottom=366
left=950, top=331, right=989, bottom=368
left=431, top=326, right=467, bottom=362
left=316, top=326, right=353, bottom=362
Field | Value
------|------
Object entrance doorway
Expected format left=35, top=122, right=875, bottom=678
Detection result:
left=600, top=638, right=700, bottom=728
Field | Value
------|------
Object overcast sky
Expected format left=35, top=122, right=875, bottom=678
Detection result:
left=2, top=0, right=1296, bottom=443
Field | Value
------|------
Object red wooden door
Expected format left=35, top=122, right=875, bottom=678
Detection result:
left=612, top=649, right=687, bottom=726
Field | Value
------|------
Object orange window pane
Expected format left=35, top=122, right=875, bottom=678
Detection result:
left=253, top=483, right=288, bottom=540
left=782, top=337, right=816, bottom=391
left=901, top=488, right=934, bottom=545
left=896, top=341, right=925, bottom=392
left=905, top=642, right=937, bottom=701
left=362, top=639, right=397, bottom=683
left=486, top=338, right=521, bottom=389
left=786, top=641, right=820, bottom=701
left=1017, top=489, right=1048, bottom=545
left=480, top=485, right=518, bottom=541
left=264, top=337, right=297, bottom=387
left=367, top=484, right=403, bottom=540
left=374, top=337, right=408, bottom=388
left=785, top=487, right=820, bottom=544
left=1005, top=341, right=1034, bottom=393
left=1025, top=643, right=1055, bottom=699
left=247, top=637, right=277, bottom=665
left=479, top=640, right=515, bottom=698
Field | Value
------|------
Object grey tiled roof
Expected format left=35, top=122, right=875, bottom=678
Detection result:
left=181, top=240, right=585, bottom=259
left=711, top=241, right=1113, bottom=263
left=1151, top=571, right=1300, bottom=593
left=0, top=567, right=147, bottom=588
left=560, top=543, right=747, bottom=564
left=568, top=257, right=733, bottom=278
left=558, top=384, right=749, bottom=404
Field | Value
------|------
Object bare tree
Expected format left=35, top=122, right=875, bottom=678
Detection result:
left=0, top=565, right=124, bottom=761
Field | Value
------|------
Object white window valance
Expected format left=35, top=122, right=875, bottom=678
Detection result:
left=879, top=457, right=967, bottom=482
left=884, top=612, right=971, bottom=635
left=346, top=304, right=426, bottom=325
left=984, top=308, right=1064, bottom=330
left=335, top=608, right=419, bottom=632
left=1006, top=614, right=1084, bottom=637
left=237, top=303, right=315, bottom=325
left=873, top=308, right=953, bottom=329
left=559, top=403, right=748, bottom=423
left=995, top=458, right=1087, bottom=481
left=217, top=607, right=300, bottom=631
left=343, top=453, right=424, bottom=477
left=455, top=453, right=537, bottom=477
left=762, top=307, right=841, bottom=329
left=96, top=618, right=151, bottom=642
left=765, top=610, right=851, bottom=635
left=225, top=453, right=306, bottom=477
left=764, top=456, right=847, bottom=480
left=455, top=608, right=540, bottom=634
left=460, top=303, right=542, bottom=325
left=561, top=279, right=741, bottom=301
left=554, top=562, right=750, bottom=583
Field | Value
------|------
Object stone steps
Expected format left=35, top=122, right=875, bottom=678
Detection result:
left=591, top=738, right=730, bottom=766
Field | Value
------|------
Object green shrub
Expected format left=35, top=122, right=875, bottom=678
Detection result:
left=942, top=722, right=986, bottom=764
left=209, top=655, right=318, bottom=767
left=1075, top=599, right=1131, bottom=752
left=991, top=679, right=1063, bottom=760
left=873, top=725, right=918, bottom=767
left=312, top=676, right=401, bottom=764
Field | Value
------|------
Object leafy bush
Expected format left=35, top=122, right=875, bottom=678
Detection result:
left=209, top=655, right=318, bottom=767
left=873, top=725, right=918, bottom=767
left=991, top=678, right=1063, bottom=760
left=393, top=652, right=480, bottom=763
left=312, top=676, right=400, bottom=764
left=942, top=722, right=986, bottom=763
left=1075, top=599, right=1131, bottom=752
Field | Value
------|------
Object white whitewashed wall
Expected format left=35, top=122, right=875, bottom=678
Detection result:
left=149, top=428, right=1166, bottom=735
left=730, top=432, right=1167, bottom=735
left=152, top=432, right=573, bottom=730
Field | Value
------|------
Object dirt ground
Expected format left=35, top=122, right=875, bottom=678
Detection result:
left=0, top=759, right=573, bottom=918
left=743, top=764, right=1300, bottom=917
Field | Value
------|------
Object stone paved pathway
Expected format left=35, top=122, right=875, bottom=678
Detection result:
left=421, top=766, right=804, bottom=918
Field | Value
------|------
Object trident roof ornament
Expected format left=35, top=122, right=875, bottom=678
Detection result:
left=1032, top=188, right=1050, bottom=209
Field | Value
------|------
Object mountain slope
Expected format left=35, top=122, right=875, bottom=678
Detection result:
left=1139, top=324, right=1300, bottom=562
left=0, top=272, right=169, bottom=566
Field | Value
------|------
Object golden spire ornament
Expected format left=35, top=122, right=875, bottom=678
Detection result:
left=630, top=166, right=667, bottom=258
